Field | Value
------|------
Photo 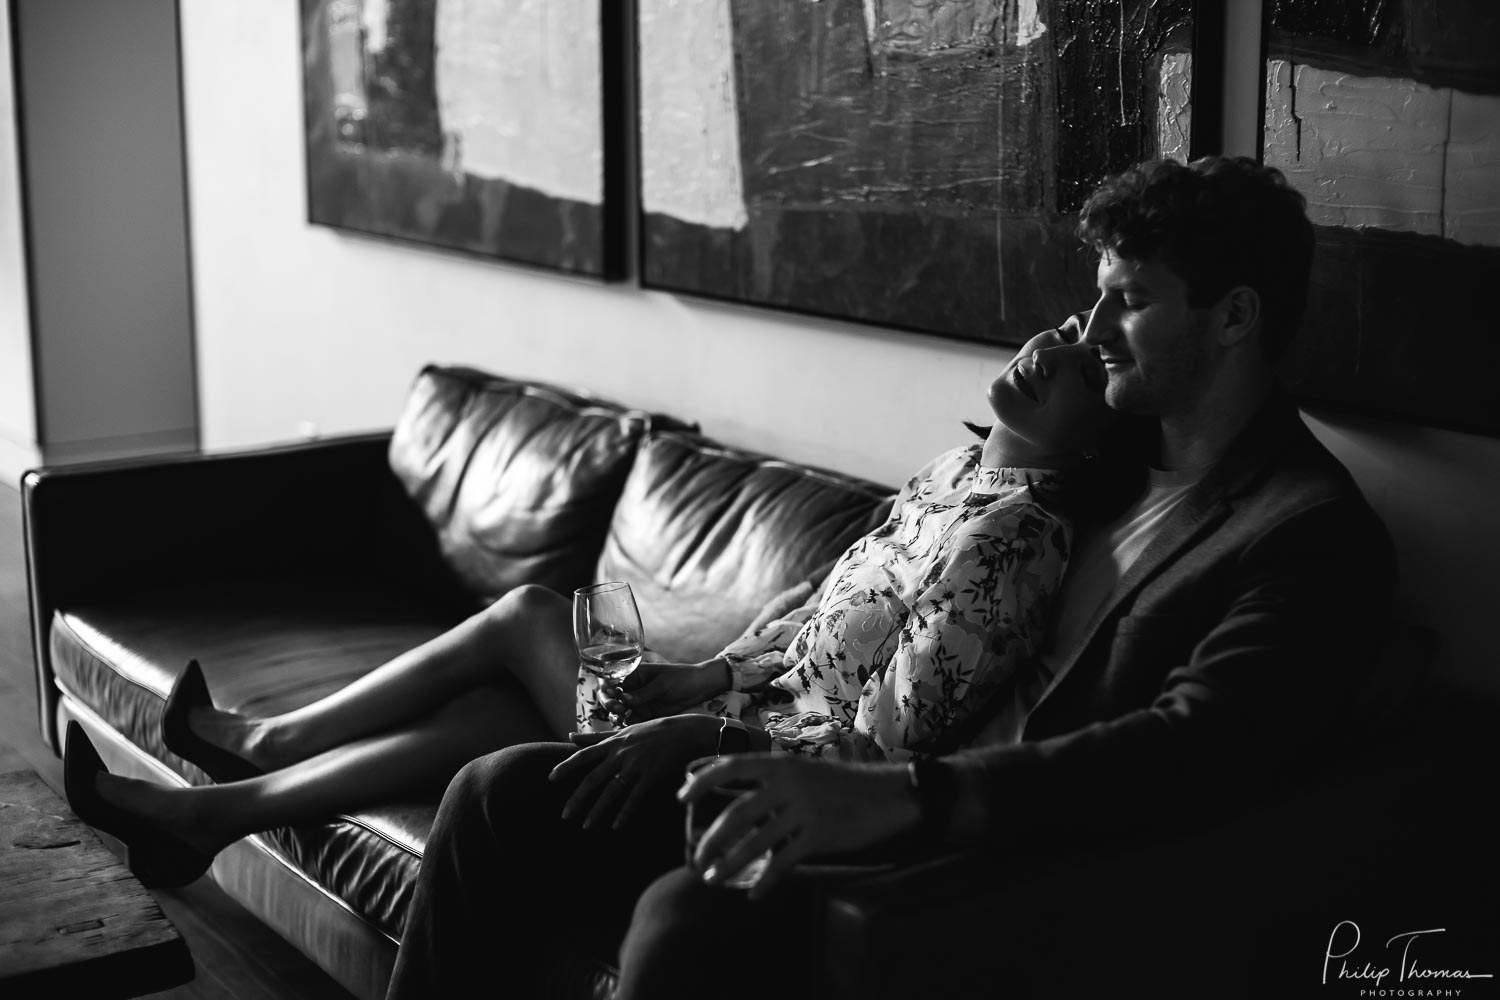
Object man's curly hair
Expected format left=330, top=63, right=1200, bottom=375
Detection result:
left=1076, top=156, right=1314, bottom=361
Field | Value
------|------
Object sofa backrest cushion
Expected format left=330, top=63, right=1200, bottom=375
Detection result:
left=389, top=366, right=687, bottom=603
left=596, top=431, right=894, bottom=664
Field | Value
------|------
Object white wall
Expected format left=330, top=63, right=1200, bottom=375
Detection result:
left=15, top=0, right=197, bottom=465
left=0, top=8, right=37, bottom=484
left=180, top=2, right=1001, bottom=489
left=179, top=2, right=1499, bottom=694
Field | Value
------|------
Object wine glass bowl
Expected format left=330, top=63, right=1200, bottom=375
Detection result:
left=573, top=582, right=645, bottom=687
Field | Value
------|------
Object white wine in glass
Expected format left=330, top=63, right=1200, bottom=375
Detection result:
left=574, top=582, right=645, bottom=685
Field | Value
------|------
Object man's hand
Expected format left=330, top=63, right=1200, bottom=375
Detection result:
left=605, top=659, right=730, bottom=722
left=549, top=715, right=721, bottom=830
left=678, top=755, right=919, bottom=900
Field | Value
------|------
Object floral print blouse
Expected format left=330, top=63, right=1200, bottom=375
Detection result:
left=575, top=445, right=1072, bottom=762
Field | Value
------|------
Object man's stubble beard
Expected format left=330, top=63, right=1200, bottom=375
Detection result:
left=1104, top=323, right=1216, bottom=421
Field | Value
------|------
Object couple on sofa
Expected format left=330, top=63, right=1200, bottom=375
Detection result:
left=65, top=156, right=1394, bottom=996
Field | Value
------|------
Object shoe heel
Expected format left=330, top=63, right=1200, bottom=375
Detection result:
left=63, top=721, right=213, bottom=889
left=123, top=839, right=212, bottom=889
left=161, top=659, right=260, bottom=784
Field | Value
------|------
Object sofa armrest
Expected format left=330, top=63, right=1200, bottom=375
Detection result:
left=22, top=433, right=466, bottom=751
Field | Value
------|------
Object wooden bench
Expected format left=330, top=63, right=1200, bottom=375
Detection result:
left=0, top=769, right=194, bottom=997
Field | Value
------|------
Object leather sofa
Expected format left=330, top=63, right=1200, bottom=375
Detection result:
left=24, top=365, right=1488, bottom=998
left=23, top=364, right=893, bottom=999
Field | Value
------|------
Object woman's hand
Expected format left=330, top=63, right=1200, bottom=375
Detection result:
left=678, top=755, right=919, bottom=900
left=549, top=715, right=721, bottom=831
left=605, top=659, right=730, bottom=722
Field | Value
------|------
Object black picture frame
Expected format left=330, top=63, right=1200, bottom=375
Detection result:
left=300, top=0, right=626, bottom=279
left=635, top=0, right=1218, bottom=346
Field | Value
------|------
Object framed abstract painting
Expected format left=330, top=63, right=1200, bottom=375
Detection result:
left=1263, top=0, right=1500, bottom=436
left=301, top=0, right=626, bottom=278
left=636, top=0, right=1208, bottom=346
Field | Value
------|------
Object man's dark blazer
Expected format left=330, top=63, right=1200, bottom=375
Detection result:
left=949, top=389, right=1397, bottom=843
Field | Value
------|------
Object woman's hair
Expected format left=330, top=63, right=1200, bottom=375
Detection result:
left=964, top=416, right=1152, bottom=520
left=1076, top=156, right=1315, bottom=362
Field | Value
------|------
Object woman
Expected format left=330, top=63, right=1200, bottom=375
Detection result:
left=64, top=327, right=1123, bottom=889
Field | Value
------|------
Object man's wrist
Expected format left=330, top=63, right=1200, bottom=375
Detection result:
left=905, top=758, right=957, bottom=847
left=715, top=716, right=750, bottom=756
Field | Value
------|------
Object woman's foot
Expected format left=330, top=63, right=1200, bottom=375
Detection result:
left=160, top=660, right=264, bottom=783
left=63, top=721, right=221, bottom=888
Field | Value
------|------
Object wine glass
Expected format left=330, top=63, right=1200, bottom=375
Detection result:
left=573, top=582, right=645, bottom=724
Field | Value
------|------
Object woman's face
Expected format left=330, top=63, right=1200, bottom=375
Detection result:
left=988, top=329, right=1115, bottom=464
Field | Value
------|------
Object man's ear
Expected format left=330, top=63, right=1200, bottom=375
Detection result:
left=1213, top=285, right=1260, bottom=348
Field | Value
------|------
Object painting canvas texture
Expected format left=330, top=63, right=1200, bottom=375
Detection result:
left=1264, top=0, right=1500, bottom=435
left=638, top=0, right=1195, bottom=346
left=302, top=0, right=621, bottom=277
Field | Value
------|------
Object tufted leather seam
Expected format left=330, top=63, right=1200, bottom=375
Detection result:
left=322, top=812, right=425, bottom=861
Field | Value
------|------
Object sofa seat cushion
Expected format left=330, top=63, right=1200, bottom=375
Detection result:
left=388, top=366, right=689, bottom=604
left=255, top=800, right=435, bottom=942
left=597, top=432, right=894, bottom=663
left=50, top=580, right=458, bottom=940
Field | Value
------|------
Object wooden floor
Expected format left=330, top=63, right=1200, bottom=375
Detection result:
left=0, top=481, right=355, bottom=1000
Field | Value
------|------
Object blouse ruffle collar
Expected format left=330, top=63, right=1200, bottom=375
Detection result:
left=969, top=463, right=1065, bottom=501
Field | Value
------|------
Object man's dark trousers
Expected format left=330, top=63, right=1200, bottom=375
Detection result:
left=386, top=742, right=815, bottom=998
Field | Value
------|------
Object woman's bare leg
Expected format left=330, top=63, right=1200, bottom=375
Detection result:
left=97, top=682, right=554, bottom=856
left=189, top=584, right=581, bottom=771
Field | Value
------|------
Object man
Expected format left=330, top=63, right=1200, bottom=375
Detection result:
left=387, top=157, right=1394, bottom=998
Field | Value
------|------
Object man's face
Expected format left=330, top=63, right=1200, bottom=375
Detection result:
left=1081, top=251, right=1215, bottom=418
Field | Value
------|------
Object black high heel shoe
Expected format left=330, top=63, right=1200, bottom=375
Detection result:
left=63, top=720, right=216, bottom=888
left=161, top=659, right=260, bottom=783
